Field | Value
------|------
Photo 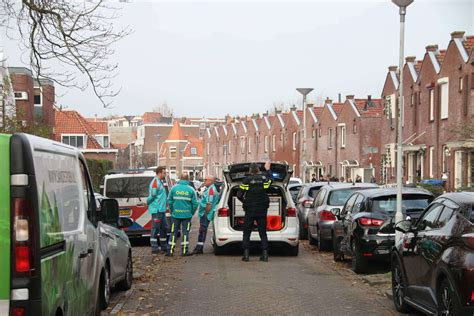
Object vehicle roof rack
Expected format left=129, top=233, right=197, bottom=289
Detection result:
left=106, top=168, right=153, bottom=175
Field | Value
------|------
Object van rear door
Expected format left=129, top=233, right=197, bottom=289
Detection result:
left=0, top=134, right=11, bottom=314
left=223, top=162, right=292, bottom=185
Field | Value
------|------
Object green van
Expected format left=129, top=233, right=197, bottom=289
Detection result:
left=0, top=133, right=117, bottom=315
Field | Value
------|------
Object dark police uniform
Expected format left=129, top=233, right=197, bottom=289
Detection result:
left=237, top=171, right=272, bottom=251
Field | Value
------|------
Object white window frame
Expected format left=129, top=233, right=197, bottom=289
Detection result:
left=339, top=124, right=346, bottom=148
left=169, top=146, right=177, bottom=159
left=264, top=135, right=269, bottom=153
left=429, top=89, right=435, bottom=121
left=328, top=128, right=333, bottom=149
left=61, top=134, right=86, bottom=149
left=190, top=147, right=197, bottom=156
left=206, top=143, right=210, bottom=156
left=292, top=132, right=297, bottom=151
left=248, top=138, right=252, bottom=154
left=240, top=136, right=245, bottom=154
left=390, top=94, right=396, bottom=119
left=94, top=134, right=110, bottom=148
left=438, top=77, right=449, bottom=120
left=429, top=146, right=434, bottom=178
left=272, top=134, right=276, bottom=152
left=228, top=140, right=231, bottom=154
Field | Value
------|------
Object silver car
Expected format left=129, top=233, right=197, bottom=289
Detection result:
left=307, top=183, right=378, bottom=251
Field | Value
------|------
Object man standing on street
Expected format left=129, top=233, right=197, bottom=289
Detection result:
left=192, top=175, right=218, bottom=255
left=147, top=166, right=168, bottom=255
left=167, top=172, right=198, bottom=256
left=237, top=161, right=272, bottom=262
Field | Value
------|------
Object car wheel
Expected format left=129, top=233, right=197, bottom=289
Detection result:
left=299, top=222, right=308, bottom=240
left=213, top=239, right=225, bottom=255
left=351, top=242, right=368, bottom=274
left=117, top=252, right=133, bottom=291
left=308, top=226, right=317, bottom=246
left=99, top=266, right=111, bottom=310
left=333, top=232, right=342, bottom=261
left=317, top=228, right=331, bottom=251
left=391, top=257, right=413, bottom=314
left=288, top=244, right=299, bottom=256
left=438, top=278, right=461, bottom=316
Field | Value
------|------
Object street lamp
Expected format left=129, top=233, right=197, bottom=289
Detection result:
left=392, top=0, right=413, bottom=240
left=296, top=88, right=313, bottom=183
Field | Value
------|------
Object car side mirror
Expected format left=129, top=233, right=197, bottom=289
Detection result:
left=118, top=217, right=133, bottom=229
left=101, top=198, right=119, bottom=226
left=330, top=208, right=341, bottom=218
left=395, top=220, right=412, bottom=234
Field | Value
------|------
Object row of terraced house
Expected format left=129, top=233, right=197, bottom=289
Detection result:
left=203, top=31, right=474, bottom=191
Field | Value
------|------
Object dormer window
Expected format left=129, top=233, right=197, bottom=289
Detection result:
left=62, top=135, right=85, bottom=148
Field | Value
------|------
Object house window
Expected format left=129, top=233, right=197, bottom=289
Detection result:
left=459, top=77, right=463, bottom=92
left=169, top=147, right=177, bottom=159
left=318, top=128, right=322, bottom=138
left=62, top=135, right=85, bottom=149
left=95, top=135, right=110, bottom=148
left=248, top=138, right=252, bottom=154
left=429, top=146, right=434, bottom=178
left=169, top=166, right=177, bottom=179
left=439, top=78, right=449, bottom=120
left=264, top=135, right=269, bottom=153
left=328, top=128, right=333, bottom=149
left=353, top=123, right=357, bottom=134
left=191, top=147, right=197, bottom=156
left=240, top=136, right=245, bottom=154
left=34, top=91, right=42, bottom=106
left=429, top=89, right=435, bottom=121
left=206, top=143, right=210, bottom=156
left=272, top=134, right=276, bottom=152
left=292, top=132, right=297, bottom=151
left=228, top=140, right=231, bottom=154
left=312, top=129, right=316, bottom=138
left=340, top=126, right=346, bottom=148
left=390, top=94, right=396, bottom=119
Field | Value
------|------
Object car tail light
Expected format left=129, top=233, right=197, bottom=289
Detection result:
left=358, top=217, right=384, bottom=227
left=218, top=208, right=229, bottom=217
left=12, top=198, right=35, bottom=276
left=462, top=234, right=474, bottom=249
left=320, top=210, right=336, bottom=221
left=303, top=200, right=313, bottom=208
left=471, top=289, right=474, bottom=302
left=287, top=208, right=297, bottom=217
left=11, top=307, right=25, bottom=316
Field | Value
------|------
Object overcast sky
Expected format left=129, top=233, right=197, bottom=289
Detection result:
left=2, top=0, right=473, bottom=118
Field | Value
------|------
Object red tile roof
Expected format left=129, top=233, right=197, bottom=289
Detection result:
left=436, top=49, right=447, bottom=66
left=142, top=112, right=163, bottom=124
left=167, top=120, right=185, bottom=141
left=88, top=121, right=108, bottom=134
left=313, top=106, right=324, bottom=119
left=54, top=110, right=105, bottom=149
left=332, top=103, right=344, bottom=117
left=463, top=35, right=474, bottom=56
left=353, top=99, right=383, bottom=118
left=183, top=137, right=204, bottom=157
left=414, top=60, right=423, bottom=74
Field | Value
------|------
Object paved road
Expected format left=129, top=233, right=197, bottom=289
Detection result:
left=105, top=219, right=399, bottom=316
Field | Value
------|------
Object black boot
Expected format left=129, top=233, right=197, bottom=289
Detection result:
left=260, top=249, right=268, bottom=262
left=242, top=249, right=250, bottom=262
left=192, top=246, right=203, bottom=255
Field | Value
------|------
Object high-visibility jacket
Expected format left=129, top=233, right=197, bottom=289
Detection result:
left=198, top=184, right=219, bottom=221
left=147, top=177, right=167, bottom=214
left=168, top=180, right=198, bottom=219
left=237, top=172, right=272, bottom=216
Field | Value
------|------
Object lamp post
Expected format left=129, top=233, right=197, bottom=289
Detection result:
left=296, top=88, right=313, bottom=183
left=392, top=0, right=413, bottom=241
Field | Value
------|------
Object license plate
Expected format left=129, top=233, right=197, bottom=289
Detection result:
left=377, top=249, right=389, bottom=255
left=120, top=209, right=131, bottom=216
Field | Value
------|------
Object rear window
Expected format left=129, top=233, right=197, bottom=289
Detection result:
left=308, top=187, right=322, bottom=198
left=327, top=188, right=372, bottom=206
left=469, top=205, right=474, bottom=223
left=105, top=176, right=154, bottom=199
left=371, top=194, right=431, bottom=215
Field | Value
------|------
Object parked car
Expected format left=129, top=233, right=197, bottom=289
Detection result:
left=0, top=133, right=128, bottom=315
left=296, top=182, right=337, bottom=239
left=288, top=183, right=303, bottom=204
left=289, top=177, right=303, bottom=185
left=332, top=188, right=434, bottom=273
left=212, top=162, right=299, bottom=256
left=307, top=183, right=378, bottom=251
left=103, top=170, right=174, bottom=238
left=391, top=192, right=474, bottom=315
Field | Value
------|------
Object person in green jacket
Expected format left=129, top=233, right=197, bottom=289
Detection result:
left=167, top=172, right=198, bottom=256
left=192, top=175, right=218, bottom=254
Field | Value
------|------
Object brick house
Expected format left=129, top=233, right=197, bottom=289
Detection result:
left=284, top=106, right=302, bottom=177
left=305, top=104, right=324, bottom=179
left=54, top=109, right=118, bottom=162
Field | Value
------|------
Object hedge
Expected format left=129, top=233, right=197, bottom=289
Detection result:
left=86, top=158, right=113, bottom=192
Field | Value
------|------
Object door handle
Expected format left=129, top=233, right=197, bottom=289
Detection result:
left=79, top=248, right=93, bottom=259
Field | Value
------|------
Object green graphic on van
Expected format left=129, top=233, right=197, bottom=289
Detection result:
left=0, top=133, right=11, bottom=300
left=39, top=182, right=64, bottom=248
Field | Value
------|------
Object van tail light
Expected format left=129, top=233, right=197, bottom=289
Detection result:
left=11, top=307, right=25, bottom=316
left=218, top=208, right=229, bottom=217
left=303, top=200, right=313, bottom=208
left=12, top=198, right=35, bottom=276
left=320, top=210, right=336, bottom=221
left=358, top=217, right=384, bottom=227
left=471, top=289, right=474, bottom=302
left=462, top=234, right=474, bottom=249
left=287, top=208, right=297, bottom=217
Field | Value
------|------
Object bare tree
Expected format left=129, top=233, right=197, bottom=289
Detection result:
left=0, top=0, right=131, bottom=108
left=153, top=102, right=174, bottom=117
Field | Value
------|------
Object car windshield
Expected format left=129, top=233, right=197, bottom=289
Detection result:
left=105, top=176, right=154, bottom=199
left=469, top=204, right=474, bottom=223
left=327, top=188, right=371, bottom=206
left=308, top=187, right=321, bottom=198
left=372, top=195, right=431, bottom=214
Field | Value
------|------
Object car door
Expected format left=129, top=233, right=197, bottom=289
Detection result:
left=309, top=189, right=325, bottom=234
left=339, top=193, right=358, bottom=253
left=403, top=203, right=444, bottom=303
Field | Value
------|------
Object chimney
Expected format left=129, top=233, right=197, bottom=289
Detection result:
left=451, top=31, right=465, bottom=39
left=388, top=65, right=398, bottom=72
left=425, top=44, right=438, bottom=53
left=345, top=95, right=354, bottom=101
left=405, top=56, right=416, bottom=63
left=275, top=108, right=282, bottom=114
left=262, top=112, right=268, bottom=117
left=364, top=95, right=374, bottom=111
left=324, top=98, right=333, bottom=105
left=338, top=93, right=342, bottom=103
left=306, top=103, right=314, bottom=108
left=290, top=105, right=297, bottom=111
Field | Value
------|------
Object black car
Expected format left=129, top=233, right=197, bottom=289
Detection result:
left=332, top=188, right=433, bottom=273
left=391, top=192, right=474, bottom=315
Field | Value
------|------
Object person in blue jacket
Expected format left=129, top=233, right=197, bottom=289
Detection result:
left=147, top=166, right=168, bottom=254
left=167, top=172, right=198, bottom=256
left=192, top=175, right=218, bottom=254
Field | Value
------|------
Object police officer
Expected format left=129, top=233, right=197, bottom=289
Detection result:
left=166, top=172, right=198, bottom=256
left=237, top=161, right=273, bottom=262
